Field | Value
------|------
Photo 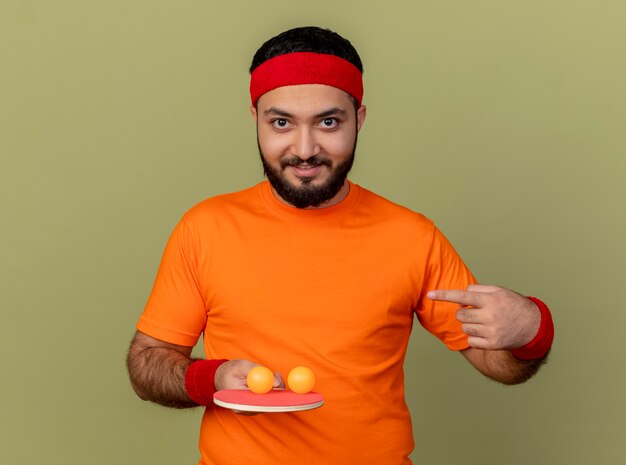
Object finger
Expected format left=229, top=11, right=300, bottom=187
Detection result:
left=229, top=360, right=258, bottom=389
left=456, top=308, right=483, bottom=324
left=467, top=336, right=490, bottom=350
left=467, top=284, right=502, bottom=293
left=237, top=360, right=258, bottom=380
left=461, top=323, right=485, bottom=339
left=235, top=359, right=257, bottom=377
left=273, top=372, right=286, bottom=389
left=427, top=289, right=484, bottom=308
left=231, top=376, right=249, bottom=390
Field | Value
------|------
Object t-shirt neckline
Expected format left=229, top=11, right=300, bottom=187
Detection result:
left=258, top=179, right=361, bottom=222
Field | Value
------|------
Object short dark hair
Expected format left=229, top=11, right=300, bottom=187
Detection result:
left=249, top=26, right=363, bottom=74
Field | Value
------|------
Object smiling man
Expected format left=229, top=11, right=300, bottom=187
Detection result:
left=254, top=84, right=365, bottom=209
left=127, top=27, right=554, bottom=465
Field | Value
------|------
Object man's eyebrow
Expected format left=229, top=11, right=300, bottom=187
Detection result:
left=263, top=107, right=347, bottom=119
left=315, top=107, right=347, bottom=118
left=264, top=107, right=293, bottom=118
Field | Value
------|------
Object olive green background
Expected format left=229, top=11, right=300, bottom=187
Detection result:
left=1, top=1, right=624, bottom=464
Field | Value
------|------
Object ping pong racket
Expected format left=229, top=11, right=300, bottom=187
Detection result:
left=213, top=389, right=324, bottom=413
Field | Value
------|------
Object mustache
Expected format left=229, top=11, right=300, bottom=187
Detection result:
left=280, top=156, right=332, bottom=169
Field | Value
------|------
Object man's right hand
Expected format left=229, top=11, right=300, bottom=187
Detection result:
left=214, top=360, right=285, bottom=415
left=214, top=359, right=285, bottom=391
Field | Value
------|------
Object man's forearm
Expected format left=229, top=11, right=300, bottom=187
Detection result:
left=127, top=338, right=197, bottom=409
left=462, top=347, right=550, bottom=385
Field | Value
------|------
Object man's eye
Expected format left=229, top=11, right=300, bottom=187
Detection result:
left=272, top=119, right=289, bottom=129
left=320, top=118, right=338, bottom=128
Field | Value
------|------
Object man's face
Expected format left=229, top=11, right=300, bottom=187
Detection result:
left=251, top=84, right=366, bottom=209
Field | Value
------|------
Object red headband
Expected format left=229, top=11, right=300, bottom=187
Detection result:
left=250, top=52, right=363, bottom=106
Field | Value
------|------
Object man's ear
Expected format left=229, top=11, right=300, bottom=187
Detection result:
left=356, top=105, right=367, bottom=131
left=250, top=105, right=257, bottom=121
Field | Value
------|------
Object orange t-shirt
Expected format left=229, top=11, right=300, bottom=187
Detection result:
left=137, top=181, right=476, bottom=465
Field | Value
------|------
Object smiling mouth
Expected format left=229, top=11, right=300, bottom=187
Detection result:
left=289, top=164, right=324, bottom=178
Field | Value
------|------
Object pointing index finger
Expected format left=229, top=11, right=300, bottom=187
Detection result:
left=427, top=289, right=484, bottom=308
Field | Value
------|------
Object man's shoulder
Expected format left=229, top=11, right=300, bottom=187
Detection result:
left=355, top=184, right=434, bottom=229
left=182, top=182, right=265, bottom=223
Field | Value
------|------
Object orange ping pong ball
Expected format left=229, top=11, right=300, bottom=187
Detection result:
left=246, top=366, right=274, bottom=394
left=287, top=366, right=315, bottom=394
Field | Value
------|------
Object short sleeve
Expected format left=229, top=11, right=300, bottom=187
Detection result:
left=415, top=227, right=477, bottom=350
left=136, top=219, right=208, bottom=346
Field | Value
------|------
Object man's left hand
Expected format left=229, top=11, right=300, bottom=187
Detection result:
left=427, top=284, right=541, bottom=351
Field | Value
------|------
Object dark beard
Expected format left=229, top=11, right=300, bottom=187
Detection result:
left=259, top=138, right=357, bottom=209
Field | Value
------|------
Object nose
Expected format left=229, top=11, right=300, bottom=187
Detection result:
left=291, top=127, right=320, bottom=160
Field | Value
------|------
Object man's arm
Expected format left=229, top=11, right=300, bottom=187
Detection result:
left=127, top=331, right=285, bottom=408
left=428, top=285, right=552, bottom=385
left=460, top=347, right=549, bottom=385
left=127, top=331, right=197, bottom=408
